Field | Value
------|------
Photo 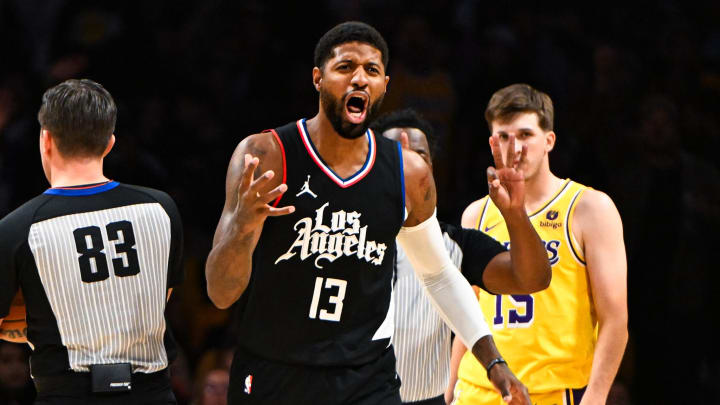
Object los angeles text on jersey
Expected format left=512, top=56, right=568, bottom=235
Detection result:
left=275, top=202, right=387, bottom=269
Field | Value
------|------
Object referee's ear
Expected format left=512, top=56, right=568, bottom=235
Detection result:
left=101, top=135, right=116, bottom=158
left=40, top=129, right=53, bottom=155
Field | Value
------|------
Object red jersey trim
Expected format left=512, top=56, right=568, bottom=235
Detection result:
left=266, top=129, right=287, bottom=208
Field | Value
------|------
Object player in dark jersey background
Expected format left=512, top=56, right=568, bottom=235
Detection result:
left=0, top=79, right=184, bottom=404
left=205, top=22, right=533, bottom=405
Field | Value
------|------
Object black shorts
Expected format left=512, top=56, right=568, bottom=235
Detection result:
left=32, top=368, right=176, bottom=405
left=228, top=347, right=401, bottom=405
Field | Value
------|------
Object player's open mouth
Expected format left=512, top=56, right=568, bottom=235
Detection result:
left=344, top=92, right=368, bottom=124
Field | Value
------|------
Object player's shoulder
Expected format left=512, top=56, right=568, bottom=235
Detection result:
left=117, top=183, right=172, bottom=202
left=236, top=131, right=282, bottom=158
left=576, top=187, right=618, bottom=214
left=400, top=147, right=425, bottom=167
left=399, top=149, right=431, bottom=191
left=400, top=148, right=431, bottom=184
left=115, top=184, right=179, bottom=213
left=244, top=131, right=277, bottom=146
left=464, top=196, right=491, bottom=213
left=573, top=186, right=622, bottom=232
left=461, top=195, right=490, bottom=228
left=229, top=131, right=284, bottom=172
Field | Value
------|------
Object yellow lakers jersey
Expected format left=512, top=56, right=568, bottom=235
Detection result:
left=458, top=179, right=595, bottom=393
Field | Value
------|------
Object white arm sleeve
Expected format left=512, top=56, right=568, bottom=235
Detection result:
left=397, top=212, right=491, bottom=349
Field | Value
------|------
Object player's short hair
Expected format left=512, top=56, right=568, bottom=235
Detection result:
left=485, top=83, right=554, bottom=131
left=314, top=21, right=389, bottom=71
left=38, top=79, right=117, bottom=158
left=371, top=108, right=436, bottom=158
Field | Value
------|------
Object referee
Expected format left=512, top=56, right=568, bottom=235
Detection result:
left=0, top=79, right=183, bottom=404
left=372, top=109, right=551, bottom=405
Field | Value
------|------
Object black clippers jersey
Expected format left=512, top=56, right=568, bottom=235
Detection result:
left=238, top=119, right=405, bottom=366
left=0, top=182, right=183, bottom=377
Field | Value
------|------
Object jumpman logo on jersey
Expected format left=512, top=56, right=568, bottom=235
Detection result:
left=296, top=175, right=317, bottom=198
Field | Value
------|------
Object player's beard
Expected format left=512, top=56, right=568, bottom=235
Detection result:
left=320, top=88, right=385, bottom=139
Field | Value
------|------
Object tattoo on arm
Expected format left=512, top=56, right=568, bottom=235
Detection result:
left=0, top=324, right=27, bottom=339
left=247, top=139, right=269, bottom=178
left=419, top=167, right=435, bottom=203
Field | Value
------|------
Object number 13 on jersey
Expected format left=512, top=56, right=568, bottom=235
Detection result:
left=309, top=277, right=347, bottom=322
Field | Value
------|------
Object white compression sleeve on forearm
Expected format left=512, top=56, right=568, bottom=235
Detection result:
left=397, top=212, right=491, bottom=349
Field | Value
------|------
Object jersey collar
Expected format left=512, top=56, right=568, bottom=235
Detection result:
left=296, top=119, right=376, bottom=188
left=44, top=181, right=120, bottom=196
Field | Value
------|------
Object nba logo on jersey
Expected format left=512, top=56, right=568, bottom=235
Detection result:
left=244, top=375, right=253, bottom=394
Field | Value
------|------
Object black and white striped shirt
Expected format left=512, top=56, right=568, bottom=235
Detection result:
left=0, top=181, right=183, bottom=377
left=393, top=221, right=505, bottom=402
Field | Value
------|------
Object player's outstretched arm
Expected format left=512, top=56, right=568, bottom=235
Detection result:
left=574, top=190, right=628, bottom=405
left=205, top=133, right=294, bottom=309
left=397, top=149, right=530, bottom=405
left=462, top=134, right=551, bottom=295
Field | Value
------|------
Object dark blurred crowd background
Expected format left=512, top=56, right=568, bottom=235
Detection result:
left=2, top=1, right=719, bottom=404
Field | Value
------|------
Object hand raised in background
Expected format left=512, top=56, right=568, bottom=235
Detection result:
left=487, top=134, right=527, bottom=215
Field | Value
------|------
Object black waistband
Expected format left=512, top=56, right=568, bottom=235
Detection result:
left=33, top=368, right=170, bottom=395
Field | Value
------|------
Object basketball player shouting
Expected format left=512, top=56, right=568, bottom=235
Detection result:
left=205, top=22, right=533, bottom=405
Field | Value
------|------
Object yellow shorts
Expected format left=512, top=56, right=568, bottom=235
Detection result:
left=452, top=379, right=585, bottom=405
